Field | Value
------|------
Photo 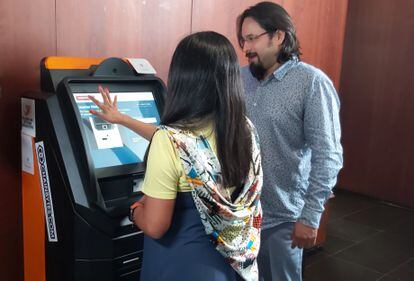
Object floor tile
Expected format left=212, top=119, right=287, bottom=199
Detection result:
left=329, top=190, right=377, bottom=221
left=303, top=248, right=329, bottom=267
left=384, top=216, right=414, bottom=237
left=327, top=218, right=379, bottom=242
left=303, top=191, right=414, bottom=281
left=304, top=256, right=381, bottom=281
left=376, top=276, right=402, bottom=281
left=388, top=258, right=414, bottom=281
left=322, top=234, right=355, bottom=255
left=334, top=232, right=414, bottom=273
left=344, top=204, right=413, bottom=230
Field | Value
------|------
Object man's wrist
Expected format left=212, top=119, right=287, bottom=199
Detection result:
left=298, top=206, right=323, bottom=229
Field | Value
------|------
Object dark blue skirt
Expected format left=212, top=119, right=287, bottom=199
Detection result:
left=140, top=192, right=240, bottom=281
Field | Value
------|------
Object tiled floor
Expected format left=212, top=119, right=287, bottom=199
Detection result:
left=303, top=189, right=414, bottom=281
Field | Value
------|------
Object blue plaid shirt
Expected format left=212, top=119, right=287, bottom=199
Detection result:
left=241, top=57, right=343, bottom=229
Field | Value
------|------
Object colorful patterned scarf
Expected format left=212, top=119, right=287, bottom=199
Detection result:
left=160, top=120, right=262, bottom=281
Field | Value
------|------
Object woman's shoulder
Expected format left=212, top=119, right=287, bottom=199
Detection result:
left=150, top=128, right=177, bottom=152
left=152, top=127, right=170, bottom=141
left=153, top=126, right=198, bottom=152
left=158, top=124, right=207, bottom=140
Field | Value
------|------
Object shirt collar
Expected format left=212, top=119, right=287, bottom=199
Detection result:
left=272, top=56, right=299, bottom=81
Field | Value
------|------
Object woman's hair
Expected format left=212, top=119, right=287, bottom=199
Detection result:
left=236, top=1, right=301, bottom=63
left=161, top=31, right=252, bottom=191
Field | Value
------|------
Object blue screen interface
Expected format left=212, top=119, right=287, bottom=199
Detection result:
left=73, top=92, right=160, bottom=169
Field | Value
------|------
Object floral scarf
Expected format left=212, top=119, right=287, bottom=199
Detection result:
left=160, top=120, right=262, bottom=281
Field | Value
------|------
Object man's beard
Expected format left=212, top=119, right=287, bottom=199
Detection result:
left=247, top=53, right=266, bottom=80
left=249, top=62, right=267, bottom=81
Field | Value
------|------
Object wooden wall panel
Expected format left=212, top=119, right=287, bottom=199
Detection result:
left=283, top=0, right=348, bottom=89
left=192, top=0, right=283, bottom=66
left=56, top=0, right=193, bottom=82
left=192, top=0, right=348, bottom=89
left=339, top=0, right=414, bottom=207
left=0, top=0, right=56, bottom=280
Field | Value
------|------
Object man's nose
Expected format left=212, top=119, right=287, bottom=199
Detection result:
left=242, top=42, right=251, bottom=53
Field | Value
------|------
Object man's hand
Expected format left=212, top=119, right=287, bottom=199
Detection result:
left=291, top=221, right=318, bottom=249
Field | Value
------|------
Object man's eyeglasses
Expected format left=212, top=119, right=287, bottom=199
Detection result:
left=239, top=30, right=276, bottom=48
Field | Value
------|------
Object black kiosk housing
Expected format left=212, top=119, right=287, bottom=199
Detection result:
left=28, top=57, right=165, bottom=281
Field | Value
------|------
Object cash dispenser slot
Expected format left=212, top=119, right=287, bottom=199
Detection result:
left=99, top=174, right=144, bottom=209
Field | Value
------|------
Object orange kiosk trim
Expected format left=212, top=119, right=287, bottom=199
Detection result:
left=43, top=56, right=130, bottom=70
left=22, top=137, right=46, bottom=281
left=44, top=56, right=105, bottom=70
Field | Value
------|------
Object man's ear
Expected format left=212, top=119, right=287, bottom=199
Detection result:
left=275, top=30, right=286, bottom=46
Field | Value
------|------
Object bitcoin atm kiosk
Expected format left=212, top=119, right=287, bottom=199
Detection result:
left=22, top=57, right=165, bottom=281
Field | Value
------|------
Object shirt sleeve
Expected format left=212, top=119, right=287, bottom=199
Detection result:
left=299, top=74, right=344, bottom=228
left=141, top=130, right=180, bottom=200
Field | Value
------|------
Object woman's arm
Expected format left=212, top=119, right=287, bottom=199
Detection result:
left=130, top=130, right=180, bottom=239
left=88, top=85, right=157, bottom=141
left=132, top=195, right=175, bottom=239
left=117, top=114, right=158, bottom=141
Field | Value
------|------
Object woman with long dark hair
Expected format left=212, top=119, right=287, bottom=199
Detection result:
left=90, top=31, right=262, bottom=281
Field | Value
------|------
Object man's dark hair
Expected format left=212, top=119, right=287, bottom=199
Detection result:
left=237, top=1, right=301, bottom=63
left=161, top=31, right=253, bottom=192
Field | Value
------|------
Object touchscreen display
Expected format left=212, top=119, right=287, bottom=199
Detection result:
left=73, top=92, right=160, bottom=169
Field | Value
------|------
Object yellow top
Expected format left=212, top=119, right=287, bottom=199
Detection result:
left=141, top=125, right=216, bottom=199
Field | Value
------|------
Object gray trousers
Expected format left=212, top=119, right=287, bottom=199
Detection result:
left=258, top=222, right=303, bottom=281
